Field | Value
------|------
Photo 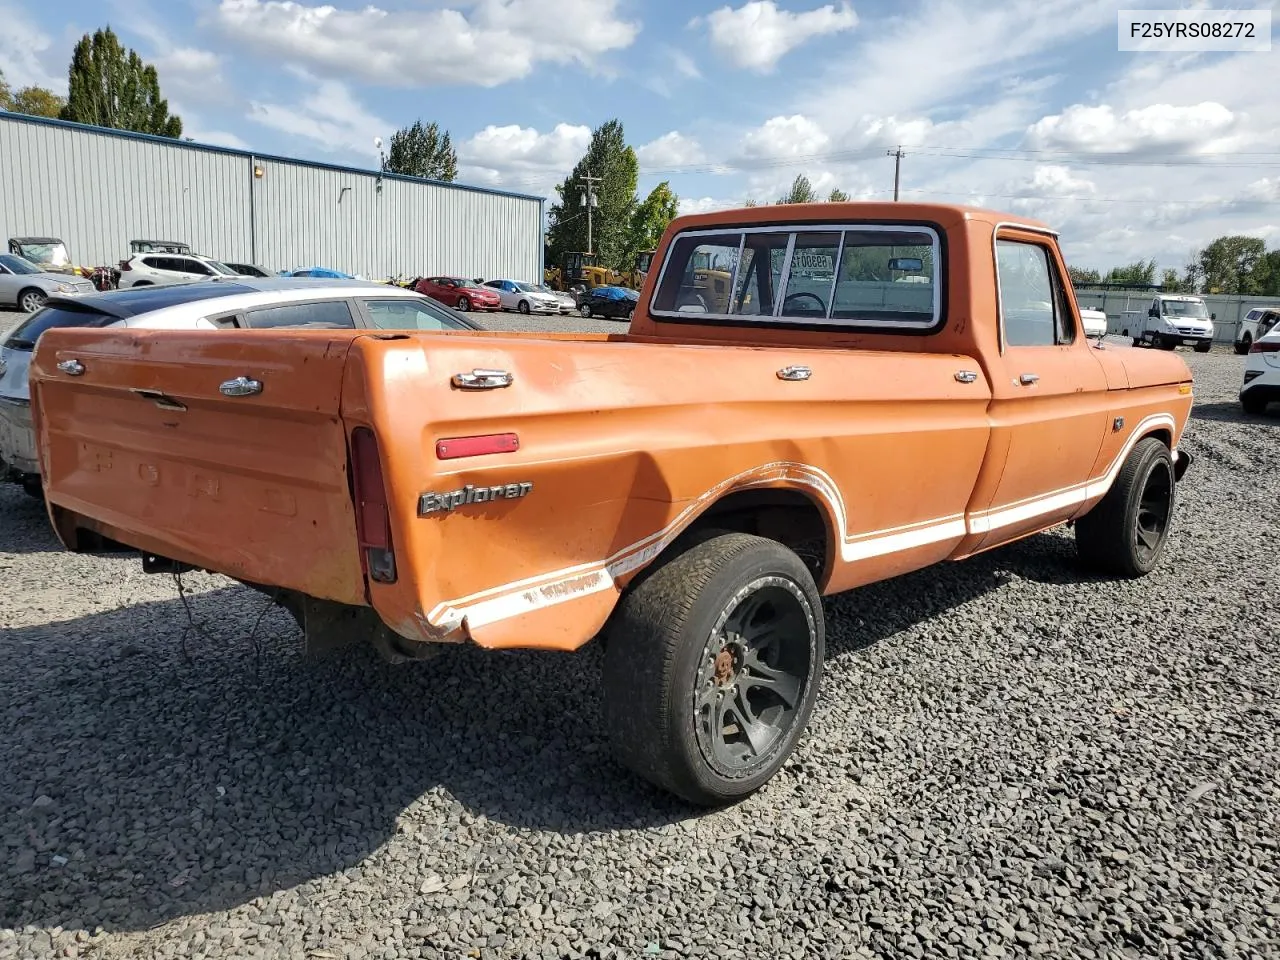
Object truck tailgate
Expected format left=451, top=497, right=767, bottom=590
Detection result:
left=30, top=328, right=368, bottom=605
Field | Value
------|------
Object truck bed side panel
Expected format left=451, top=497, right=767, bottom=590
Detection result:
left=344, top=336, right=993, bottom=650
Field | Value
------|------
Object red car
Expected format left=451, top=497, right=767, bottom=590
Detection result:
left=413, top=276, right=502, bottom=312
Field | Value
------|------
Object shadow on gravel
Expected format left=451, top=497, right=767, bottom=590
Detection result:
left=824, top=528, right=1091, bottom=657
left=1189, top=400, right=1280, bottom=425
left=0, top=586, right=691, bottom=934
left=0, top=489, right=67, bottom=554
left=0, top=528, right=1098, bottom=934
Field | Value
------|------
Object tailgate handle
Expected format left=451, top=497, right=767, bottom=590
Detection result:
left=777, top=365, right=812, bottom=381
left=219, top=376, right=263, bottom=397
left=132, top=388, right=187, bottom=411
left=452, top=368, right=513, bottom=390
left=57, top=359, right=85, bottom=376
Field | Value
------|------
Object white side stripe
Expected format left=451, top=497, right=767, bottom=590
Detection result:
left=428, top=413, right=1179, bottom=633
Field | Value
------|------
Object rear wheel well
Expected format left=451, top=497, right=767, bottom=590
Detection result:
left=675, top=488, right=831, bottom=585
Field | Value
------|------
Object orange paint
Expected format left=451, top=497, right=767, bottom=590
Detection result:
left=29, top=203, right=1193, bottom=653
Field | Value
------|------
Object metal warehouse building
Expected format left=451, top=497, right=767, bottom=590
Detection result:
left=0, top=113, right=544, bottom=283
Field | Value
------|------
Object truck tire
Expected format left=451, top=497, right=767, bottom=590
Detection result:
left=1075, top=436, right=1175, bottom=578
left=602, top=532, right=825, bottom=806
left=1236, top=333, right=1252, bottom=355
left=1158, top=336, right=1177, bottom=350
left=1194, top=340, right=1212, bottom=353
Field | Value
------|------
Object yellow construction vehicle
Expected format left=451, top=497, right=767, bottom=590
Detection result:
left=690, top=249, right=733, bottom=313
left=546, top=252, right=624, bottom=293
left=618, top=249, right=656, bottom=290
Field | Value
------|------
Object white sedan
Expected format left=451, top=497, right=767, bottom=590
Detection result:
left=483, top=279, right=571, bottom=314
left=1241, top=323, right=1280, bottom=415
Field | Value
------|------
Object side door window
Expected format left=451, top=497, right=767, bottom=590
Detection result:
left=360, top=298, right=470, bottom=331
left=996, top=240, right=1074, bottom=348
left=181, top=259, right=212, bottom=276
left=244, top=300, right=356, bottom=329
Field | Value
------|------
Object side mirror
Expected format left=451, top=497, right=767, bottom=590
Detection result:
left=1211, top=313, right=1217, bottom=321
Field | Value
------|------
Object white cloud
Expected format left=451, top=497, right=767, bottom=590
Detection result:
left=678, top=196, right=737, bottom=216
left=153, top=47, right=229, bottom=104
left=735, top=114, right=829, bottom=163
left=801, top=0, right=1113, bottom=131
left=248, top=79, right=389, bottom=157
left=1025, top=102, right=1240, bottom=155
left=644, top=45, right=703, bottom=97
left=693, top=1, right=858, bottom=72
left=187, top=128, right=250, bottom=150
left=637, top=132, right=706, bottom=171
left=214, top=0, right=640, bottom=88
left=457, top=123, right=591, bottom=191
left=0, top=2, right=63, bottom=91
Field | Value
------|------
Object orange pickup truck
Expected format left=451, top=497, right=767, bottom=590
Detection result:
left=28, top=203, right=1194, bottom=806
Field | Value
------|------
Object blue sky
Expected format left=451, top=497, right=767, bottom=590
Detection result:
left=3, top=0, right=1279, bottom=271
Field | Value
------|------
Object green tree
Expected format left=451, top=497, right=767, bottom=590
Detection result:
left=627, top=181, right=679, bottom=261
left=776, top=174, right=818, bottom=204
left=827, top=188, right=850, bottom=202
left=743, top=198, right=759, bottom=207
left=546, top=119, right=639, bottom=271
left=1067, top=265, right=1101, bottom=286
left=1102, top=258, right=1157, bottom=286
left=1255, top=249, right=1280, bottom=297
left=9, top=86, right=65, bottom=118
left=383, top=119, right=457, bottom=181
left=1197, top=235, right=1266, bottom=294
left=60, top=26, right=182, bottom=136
left=1159, top=267, right=1184, bottom=292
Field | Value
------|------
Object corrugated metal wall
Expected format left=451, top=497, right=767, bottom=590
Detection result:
left=0, top=114, right=543, bottom=282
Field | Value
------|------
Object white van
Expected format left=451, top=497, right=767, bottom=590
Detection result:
left=1130, top=294, right=1214, bottom=353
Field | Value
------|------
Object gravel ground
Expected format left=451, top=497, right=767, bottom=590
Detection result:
left=1, top=331, right=1278, bottom=960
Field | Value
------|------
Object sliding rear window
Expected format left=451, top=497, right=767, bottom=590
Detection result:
left=3, top=306, right=119, bottom=350
left=650, top=223, right=942, bottom=332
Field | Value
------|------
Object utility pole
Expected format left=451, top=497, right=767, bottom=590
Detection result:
left=580, top=170, right=602, bottom=255
left=886, top=145, right=904, bottom=201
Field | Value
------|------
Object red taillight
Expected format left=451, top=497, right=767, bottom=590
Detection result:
left=1250, top=339, right=1280, bottom=353
left=350, top=427, right=396, bottom=583
left=436, top=433, right=519, bottom=460
left=119, top=260, right=131, bottom=270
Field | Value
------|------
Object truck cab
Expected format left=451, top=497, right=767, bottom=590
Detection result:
left=1134, top=293, right=1214, bottom=353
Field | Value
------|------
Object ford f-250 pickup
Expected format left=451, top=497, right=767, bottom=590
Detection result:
left=28, top=203, right=1194, bottom=806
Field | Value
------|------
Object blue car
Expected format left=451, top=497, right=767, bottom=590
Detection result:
left=283, top=267, right=355, bottom=279
left=578, top=284, right=639, bottom=320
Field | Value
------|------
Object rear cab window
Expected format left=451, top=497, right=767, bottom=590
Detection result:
left=651, top=223, right=941, bottom=331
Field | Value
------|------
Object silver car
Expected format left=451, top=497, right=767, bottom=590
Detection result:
left=482, top=278, right=574, bottom=314
left=0, top=253, right=94, bottom=312
left=0, top=278, right=479, bottom=496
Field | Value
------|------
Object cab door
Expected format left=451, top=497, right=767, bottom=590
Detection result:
left=968, top=229, right=1111, bottom=550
